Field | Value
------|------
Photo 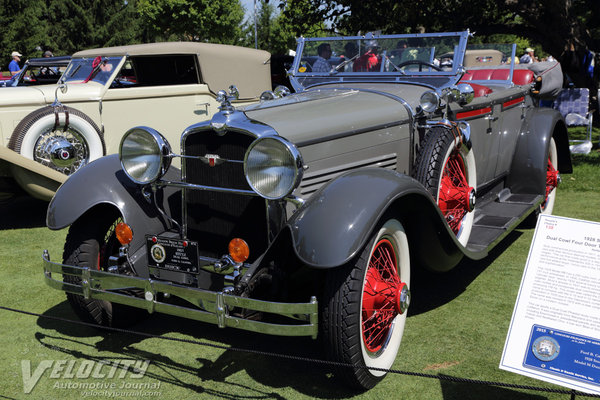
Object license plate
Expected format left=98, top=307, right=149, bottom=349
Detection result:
left=146, top=236, right=199, bottom=273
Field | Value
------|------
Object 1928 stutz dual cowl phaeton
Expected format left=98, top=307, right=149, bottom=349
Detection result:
left=43, top=31, right=571, bottom=390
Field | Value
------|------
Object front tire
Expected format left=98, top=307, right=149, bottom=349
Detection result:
left=9, top=106, right=104, bottom=175
left=413, top=126, right=476, bottom=246
left=321, top=219, right=410, bottom=389
left=63, top=211, right=140, bottom=327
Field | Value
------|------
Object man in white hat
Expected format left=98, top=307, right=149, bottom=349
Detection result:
left=9, top=51, right=22, bottom=75
left=520, top=47, right=537, bottom=64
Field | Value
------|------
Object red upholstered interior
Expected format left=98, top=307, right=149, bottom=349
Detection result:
left=468, top=83, right=493, bottom=97
left=460, top=68, right=535, bottom=97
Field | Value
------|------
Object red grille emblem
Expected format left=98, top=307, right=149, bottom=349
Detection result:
left=202, top=154, right=222, bottom=167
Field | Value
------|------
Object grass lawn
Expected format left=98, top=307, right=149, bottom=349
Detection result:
left=0, top=129, right=599, bottom=400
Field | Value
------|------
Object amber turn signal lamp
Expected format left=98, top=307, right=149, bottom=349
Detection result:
left=115, top=222, right=133, bottom=245
left=229, top=238, right=249, bottom=263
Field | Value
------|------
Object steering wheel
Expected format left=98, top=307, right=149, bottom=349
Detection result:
left=395, top=60, right=442, bottom=72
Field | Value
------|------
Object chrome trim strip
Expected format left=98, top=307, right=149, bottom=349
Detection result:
left=295, top=119, right=410, bottom=147
left=43, top=251, right=319, bottom=338
left=156, top=180, right=259, bottom=196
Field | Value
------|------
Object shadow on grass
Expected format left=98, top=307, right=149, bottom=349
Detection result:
left=0, top=195, right=47, bottom=230
left=408, top=229, right=523, bottom=317
left=36, top=303, right=358, bottom=399
left=438, top=377, right=549, bottom=400
left=32, top=230, right=525, bottom=398
left=570, top=151, right=600, bottom=168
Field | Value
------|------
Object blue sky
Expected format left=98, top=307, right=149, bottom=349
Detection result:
left=241, top=0, right=256, bottom=23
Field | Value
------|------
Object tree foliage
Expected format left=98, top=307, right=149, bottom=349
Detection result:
left=137, top=0, right=244, bottom=44
left=0, top=0, right=245, bottom=71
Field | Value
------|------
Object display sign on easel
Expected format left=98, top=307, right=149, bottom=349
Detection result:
left=500, top=215, right=600, bottom=394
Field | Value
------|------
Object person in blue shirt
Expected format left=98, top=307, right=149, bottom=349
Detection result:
left=8, top=51, right=22, bottom=75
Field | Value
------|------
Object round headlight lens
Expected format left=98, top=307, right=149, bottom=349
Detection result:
left=420, top=90, right=441, bottom=113
left=244, top=137, right=302, bottom=200
left=119, top=127, right=171, bottom=184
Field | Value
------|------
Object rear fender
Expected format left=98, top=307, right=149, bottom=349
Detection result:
left=47, top=154, right=181, bottom=257
left=282, top=168, right=464, bottom=272
left=0, top=146, right=66, bottom=200
left=507, top=108, right=571, bottom=194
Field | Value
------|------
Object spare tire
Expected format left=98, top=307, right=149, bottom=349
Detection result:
left=8, top=105, right=105, bottom=176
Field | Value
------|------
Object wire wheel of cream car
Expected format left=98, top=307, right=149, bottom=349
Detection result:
left=322, top=219, right=410, bottom=389
left=414, top=126, right=476, bottom=246
left=63, top=210, right=143, bottom=327
left=9, top=105, right=104, bottom=175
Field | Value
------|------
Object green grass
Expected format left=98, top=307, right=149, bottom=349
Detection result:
left=0, top=139, right=599, bottom=399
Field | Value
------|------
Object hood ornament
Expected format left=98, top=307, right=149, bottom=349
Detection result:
left=216, top=85, right=239, bottom=114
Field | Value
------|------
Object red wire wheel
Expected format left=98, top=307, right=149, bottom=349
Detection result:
left=413, top=126, right=476, bottom=246
left=438, top=149, right=475, bottom=235
left=362, top=238, right=407, bottom=353
left=541, top=138, right=559, bottom=214
left=321, top=219, right=410, bottom=389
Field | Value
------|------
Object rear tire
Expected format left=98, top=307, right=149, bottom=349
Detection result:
left=321, top=219, right=410, bottom=389
left=541, top=137, right=558, bottom=215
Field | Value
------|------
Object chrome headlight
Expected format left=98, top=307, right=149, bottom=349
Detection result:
left=244, top=137, right=303, bottom=200
left=420, top=90, right=441, bottom=113
left=119, top=127, right=172, bottom=184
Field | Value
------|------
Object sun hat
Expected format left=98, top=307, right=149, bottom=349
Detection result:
left=525, top=47, right=534, bottom=53
left=11, top=51, right=22, bottom=57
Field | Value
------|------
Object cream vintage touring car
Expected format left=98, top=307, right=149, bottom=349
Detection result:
left=0, top=42, right=270, bottom=201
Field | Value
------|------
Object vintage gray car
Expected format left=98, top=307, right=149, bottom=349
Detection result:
left=43, top=31, right=571, bottom=390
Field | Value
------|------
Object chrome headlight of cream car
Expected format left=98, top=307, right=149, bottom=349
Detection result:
left=244, top=137, right=303, bottom=200
left=119, top=127, right=172, bottom=184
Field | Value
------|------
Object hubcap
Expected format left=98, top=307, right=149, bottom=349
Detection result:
left=362, top=238, right=409, bottom=354
left=34, top=129, right=89, bottom=174
left=439, top=149, right=474, bottom=235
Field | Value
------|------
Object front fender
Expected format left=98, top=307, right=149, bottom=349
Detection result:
left=47, top=154, right=181, bottom=254
left=285, top=168, right=464, bottom=271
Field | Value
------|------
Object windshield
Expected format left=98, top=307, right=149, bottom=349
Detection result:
left=292, top=32, right=468, bottom=75
left=61, top=56, right=124, bottom=85
left=289, top=32, right=469, bottom=90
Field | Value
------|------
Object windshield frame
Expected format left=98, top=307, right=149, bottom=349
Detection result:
left=60, top=56, right=125, bottom=86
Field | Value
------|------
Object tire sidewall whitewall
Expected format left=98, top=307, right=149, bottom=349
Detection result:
left=359, top=219, right=410, bottom=376
left=18, top=111, right=104, bottom=166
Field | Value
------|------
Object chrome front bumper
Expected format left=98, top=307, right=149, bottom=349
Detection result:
left=43, top=250, right=318, bottom=338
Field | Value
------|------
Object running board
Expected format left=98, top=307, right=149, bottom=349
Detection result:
left=465, top=193, right=542, bottom=253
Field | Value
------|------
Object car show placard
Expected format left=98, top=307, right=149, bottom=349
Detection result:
left=500, top=215, right=600, bottom=394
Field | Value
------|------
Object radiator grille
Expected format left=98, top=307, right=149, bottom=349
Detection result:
left=183, top=130, right=267, bottom=261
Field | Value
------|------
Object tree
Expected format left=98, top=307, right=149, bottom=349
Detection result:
left=241, top=0, right=301, bottom=54
left=0, top=0, right=50, bottom=65
left=136, top=0, right=245, bottom=44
